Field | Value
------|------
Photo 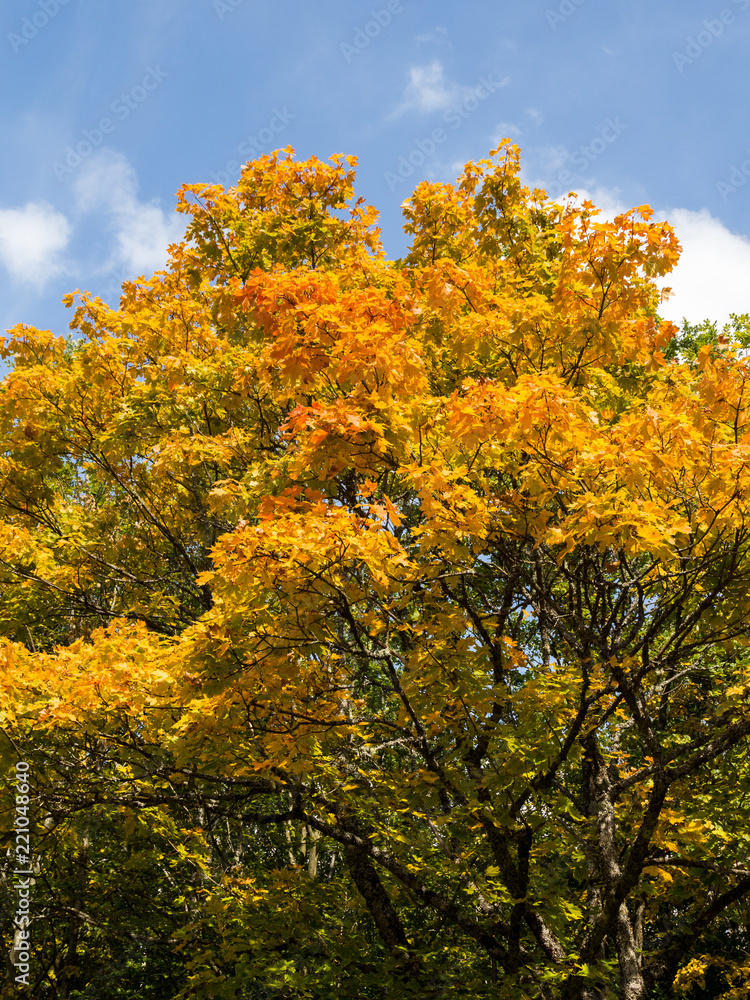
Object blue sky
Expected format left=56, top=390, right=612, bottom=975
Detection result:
left=2, top=0, right=750, bottom=340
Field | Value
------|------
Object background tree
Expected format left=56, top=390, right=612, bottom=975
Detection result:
left=2, top=143, right=750, bottom=999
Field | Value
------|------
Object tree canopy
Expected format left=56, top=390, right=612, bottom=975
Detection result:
left=2, top=143, right=750, bottom=1000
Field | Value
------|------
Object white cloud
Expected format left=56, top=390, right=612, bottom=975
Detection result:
left=416, top=26, right=448, bottom=44
left=527, top=145, right=571, bottom=180
left=390, top=60, right=476, bottom=118
left=73, top=150, right=138, bottom=214
left=73, top=149, right=184, bottom=275
left=568, top=193, right=750, bottom=326
left=115, top=202, right=184, bottom=275
left=0, top=202, right=71, bottom=287
left=493, top=121, right=522, bottom=141
left=565, top=186, right=627, bottom=219
left=656, top=208, right=750, bottom=328
left=525, top=107, right=544, bottom=127
left=521, top=179, right=750, bottom=327
left=0, top=151, right=184, bottom=303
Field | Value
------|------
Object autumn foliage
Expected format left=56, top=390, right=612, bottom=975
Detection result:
left=2, top=143, right=750, bottom=999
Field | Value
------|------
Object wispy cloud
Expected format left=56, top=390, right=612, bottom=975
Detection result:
left=528, top=144, right=570, bottom=178
left=0, top=202, right=72, bottom=288
left=415, top=27, right=448, bottom=45
left=525, top=107, right=544, bottom=127
left=390, top=60, right=470, bottom=118
left=493, top=109, right=543, bottom=145
left=493, top=122, right=522, bottom=142
left=73, top=149, right=184, bottom=275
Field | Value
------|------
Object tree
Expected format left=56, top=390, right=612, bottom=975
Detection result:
left=2, top=142, right=750, bottom=999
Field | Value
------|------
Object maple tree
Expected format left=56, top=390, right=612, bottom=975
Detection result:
left=2, top=143, right=750, bottom=999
